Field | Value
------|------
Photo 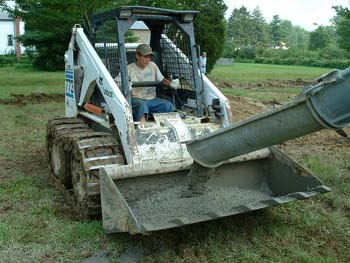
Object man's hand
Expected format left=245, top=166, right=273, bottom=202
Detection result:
left=170, top=79, right=180, bottom=89
left=162, top=78, right=171, bottom=87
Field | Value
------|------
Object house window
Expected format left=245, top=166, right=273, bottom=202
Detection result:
left=7, top=35, right=14, bottom=46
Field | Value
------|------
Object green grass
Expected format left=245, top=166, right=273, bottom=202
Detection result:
left=0, top=67, right=63, bottom=99
left=209, top=63, right=331, bottom=83
left=208, top=63, right=332, bottom=103
left=0, top=65, right=349, bottom=262
left=220, top=86, right=301, bottom=102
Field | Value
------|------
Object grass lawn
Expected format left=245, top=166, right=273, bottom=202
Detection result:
left=209, top=63, right=331, bottom=83
left=0, top=63, right=349, bottom=262
left=208, top=63, right=332, bottom=103
left=0, top=67, right=63, bottom=99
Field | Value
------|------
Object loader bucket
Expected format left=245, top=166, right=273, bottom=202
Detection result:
left=100, top=147, right=329, bottom=234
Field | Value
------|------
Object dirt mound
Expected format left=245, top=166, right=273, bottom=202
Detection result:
left=216, top=79, right=313, bottom=89
left=227, top=95, right=268, bottom=121
left=0, top=93, right=64, bottom=106
left=228, top=95, right=350, bottom=158
left=279, top=128, right=350, bottom=159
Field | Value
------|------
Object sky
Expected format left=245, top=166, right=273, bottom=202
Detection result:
left=224, top=0, right=350, bottom=31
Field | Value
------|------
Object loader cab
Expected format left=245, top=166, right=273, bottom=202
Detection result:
left=90, top=6, right=203, bottom=118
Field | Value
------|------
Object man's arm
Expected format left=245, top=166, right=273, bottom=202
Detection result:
left=152, top=61, right=179, bottom=88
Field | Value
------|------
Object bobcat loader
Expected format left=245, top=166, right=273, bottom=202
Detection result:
left=47, top=6, right=350, bottom=234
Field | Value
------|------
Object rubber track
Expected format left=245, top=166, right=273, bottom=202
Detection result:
left=47, top=117, right=125, bottom=217
left=71, top=134, right=125, bottom=217
left=46, top=117, right=88, bottom=162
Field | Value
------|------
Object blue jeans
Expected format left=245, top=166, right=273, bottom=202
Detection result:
left=131, top=97, right=174, bottom=121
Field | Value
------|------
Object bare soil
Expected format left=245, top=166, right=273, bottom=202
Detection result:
left=215, top=78, right=313, bottom=89
left=227, top=95, right=350, bottom=159
left=0, top=93, right=63, bottom=106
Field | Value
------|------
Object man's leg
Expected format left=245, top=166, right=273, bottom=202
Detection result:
left=131, top=98, right=149, bottom=122
left=148, top=98, right=174, bottom=115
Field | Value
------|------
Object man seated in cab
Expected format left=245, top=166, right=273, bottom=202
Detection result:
left=128, top=44, right=179, bottom=123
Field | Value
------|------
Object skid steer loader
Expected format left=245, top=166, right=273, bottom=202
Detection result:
left=47, top=6, right=350, bottom=234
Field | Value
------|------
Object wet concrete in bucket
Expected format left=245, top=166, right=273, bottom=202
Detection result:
left=128, top=182, right=271, bottom=228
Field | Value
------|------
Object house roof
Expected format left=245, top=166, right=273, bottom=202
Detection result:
left=0, top=10, right=12, bottom=20
left=130, top=21, right=149, bottom=30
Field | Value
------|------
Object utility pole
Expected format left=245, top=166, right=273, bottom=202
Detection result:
left=15, top=16, right=21, bottom=60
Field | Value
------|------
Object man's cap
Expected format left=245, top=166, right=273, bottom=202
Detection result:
left=136, top=44, right=153, bottom=56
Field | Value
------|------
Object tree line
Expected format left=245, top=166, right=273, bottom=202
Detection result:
left=1, top=1, right=349, bottom=71
left=224, top=5, right=350, bottom=69
left=0, top=0, right=226, bottom=72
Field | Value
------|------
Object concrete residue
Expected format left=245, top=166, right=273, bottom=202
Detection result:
left=128, top=182, right=271, bottom=228
left=185, top=161, right=214, bottom=196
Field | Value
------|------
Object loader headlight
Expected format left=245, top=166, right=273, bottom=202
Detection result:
left=182, top=14, right=194, bottom=22
left=119, top=9, right=132, bottom=18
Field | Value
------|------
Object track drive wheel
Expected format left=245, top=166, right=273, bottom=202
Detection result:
left=71, top=136, right=125, bottom=218
left=46, top=117, right=89, bottom=187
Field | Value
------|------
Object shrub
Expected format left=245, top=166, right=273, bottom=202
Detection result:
left=240, top=47, right=350, bottom=69
left=0, top=55, right=17, bottom=67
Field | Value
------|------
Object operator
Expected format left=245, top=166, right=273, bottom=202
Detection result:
left=128, top=44, right=180, bottom=123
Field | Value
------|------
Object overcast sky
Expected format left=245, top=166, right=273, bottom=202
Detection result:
left=224, top=0, right=350, bottom=31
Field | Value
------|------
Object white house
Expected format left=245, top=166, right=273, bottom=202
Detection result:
left=130, top=21, right=150, bottom=43
left=0, top=10, right=25, bottom=56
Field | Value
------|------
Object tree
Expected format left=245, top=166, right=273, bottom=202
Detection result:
left=333, top=6, right=350, bottom=51
left=251, top=7, right=269, bottom=49
left=1, top=0, right=123, bottom=70
left=227, top=6, right=252, bottom=48
left=279, top=20, right=293, bottom=46
left=1, top=0, right=226, bottom=73
left=309, top=26, right=333, bottom=50
left=225, top=6, right=272, bottom=59
left=269, top=15, right=282, bottom=48
left=191, top=0, right=227, bottom=72
left=130, top=0, right=178, bottom=9
left=287, top=26, right=309, bottom=50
